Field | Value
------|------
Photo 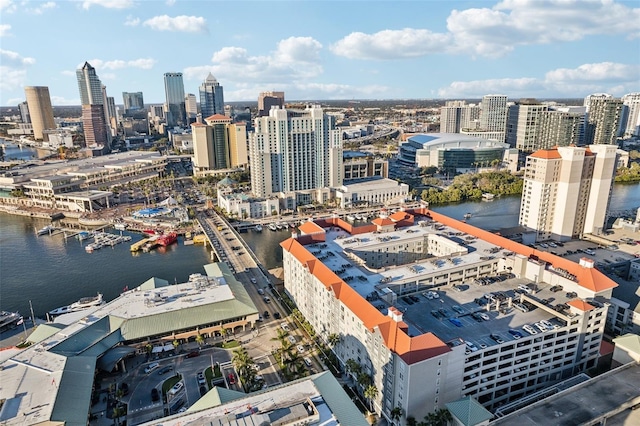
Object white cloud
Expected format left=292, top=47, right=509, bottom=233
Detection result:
left=0, top=24, right=11, bottom=37
left=438, top=62, right=640, bottom=98
left=60, top=70, right=76, bottom=76
left=165, top=0, right=176, bottom=5
left=0, top=67, right=27, bottom=94
left=50, top=95, right=81, bottom=106
left=275, top=37, right=322, bottom=63
left=124, top=16, right=140, bottom=26
left=83, top=57, right=157, bottom=70
left=332, top=1, right=640, bottom=60
left=1, top=49, right=36, bottom=66
left=81, top=0, right=133, bottom=10
left=0, top=0, right=16, bottom=13
left=142, top=15, right=207, bottom=33
left=26, top=1, right=56, bottom=14
left=331, top=28, right=451, bottom=60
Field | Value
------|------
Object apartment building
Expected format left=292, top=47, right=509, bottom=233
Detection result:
left=191, top=114, right=248, bottom=175
left=519, top=145, right=618, bottom=241
left=585, top=98, right=624, bottom=145
left=506, top=99, right=548, bottom=152
left=281, top=208, right=616, bottom=424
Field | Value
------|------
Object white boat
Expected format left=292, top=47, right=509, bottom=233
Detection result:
left=114, top=223, right=128, bottom=231
left=37, top=225, right=55, bottom=236
left=464, top=213, right=472, bottom=219
left=268, top=223, right=277, bottom=231
left=255, top=224, right=263, bottom=232
left=355, top=214, right=363, bottom=220
left=276, top=222, right=284, bottom=230
left=482, top=193, right=495, bottom=201
left=346, top=215, right=356, bottom=222
left=49, top=293, right=104, bottom=316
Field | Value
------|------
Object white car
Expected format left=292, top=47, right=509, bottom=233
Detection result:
left=250, top=278, right=257, bottom=284
left=297, top=344, right=305, bottom=353
left=287, top=335, right=296, bottom=344
left=280, top=322, right=290, bottom=332
left=465, top=341, right=478, bottom=352
left=534, top=322, right=547, bottom=332
left=540, top=320, right=554, bottom=330
left=479, top=313, right=490, bottom=321
left=523, top=324, right=538, bottom=335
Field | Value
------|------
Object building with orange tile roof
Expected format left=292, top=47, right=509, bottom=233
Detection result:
left=280, top=207, right=617, bottom=424
left=191, top=118, right=247, bottom=176
left=519, top=144, right=618, bottom=242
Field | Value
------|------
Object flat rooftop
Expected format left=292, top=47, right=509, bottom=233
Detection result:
left=492, top=362, right=640, bottom=425
left=308, top=218, right=595, bottom=349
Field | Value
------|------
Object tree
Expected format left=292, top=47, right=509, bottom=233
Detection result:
left=220, top=325, right=228, bottom=342
left=327, top=333, right=341, bottom=348
left=406, top=416, right=417, bottom=426
left=345, top=358, right=361, bottom=377
left=390, top=406, right=404, bottom=425
left=364, top=384, right=378, bottom=413
left=195, top=334, right=204, bottom=347
left=172, top=339, right=180, bottom=352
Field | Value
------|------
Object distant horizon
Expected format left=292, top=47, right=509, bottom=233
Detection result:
left=1, top=1, right=638, bottom=106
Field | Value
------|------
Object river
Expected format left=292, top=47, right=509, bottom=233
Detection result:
left=1, top=179, right=638, bottom=319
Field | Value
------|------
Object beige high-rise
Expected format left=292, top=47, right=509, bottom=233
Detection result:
left=191, top=114, right=248, bottom=175
left=24, top=86, right=55, bottom=141
left=519, top=144, right=618, bottom=241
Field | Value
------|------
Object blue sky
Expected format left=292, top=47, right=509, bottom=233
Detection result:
left=1, top=0, right=639, bottom=106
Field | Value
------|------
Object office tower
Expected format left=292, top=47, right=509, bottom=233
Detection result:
left=621, top=92, right=640, bottom=137
left=185, top=93, right=198, bottom=123
left=24, top=86, right=55, bottom=141
left=164, top=72, right=186, bottom=127
left=18, top=101, right=30, bottom=124
left=148, top=104, right=164, bottom=120
left=583, top=93, right=613, bottom=112
left=258, top=91, right=285, bottom=116
left=439, top=101, right=464, bottom=133
left=122, top=92, right=144, bottom=114
left=536, top=109, right=583, bottom=149
left=480, top=94, right=508, bottom=134
left=199, top=73, right=224, bottom=119
left=249, top=105, right=342, bottom=197
left=585, top=98, right=623, bottom=145
left=505, top=99, right=548, bottom=152
left=77, top=62, right=110, bottom=149
left=191, top=114, right=248, bottom=173
left=519, top=144, right=618, bottom=241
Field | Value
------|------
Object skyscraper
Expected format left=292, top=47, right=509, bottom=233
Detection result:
left=585, top=98, right=623, bottom=145
left=191, top=114, right=247, bottom=174
left=249, top=105, right=342, bottom=197
left=164, top=72, right=186, bottom=127
left=536, top=109, right=584, bottom=149
left=505, top=99, right=547, bottom=152
left=185, top=93, right=198, bottom=123
left=583, top=93, right=613, bottom=112
left=480, top=94, right=508, bottom=134
left=519, top=144, right=618, bottom=241
left=24, top=86, right=55, bottom=141
left=621, top=92, right=640, bottom=138
left=77, top=62, right=110, bottom=149
left=199, top=73, right=224, bottom=119
left=122, top=92, right=144, bottom=114
left=258, top=91, right=285, bottom=116
left=18, top=101, right=30, bottom=124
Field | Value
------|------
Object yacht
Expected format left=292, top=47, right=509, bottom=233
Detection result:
left=268, top=223, right=278, bottom=231
left=49, top=293, right=104, bottom=316
left=37, top=225, right=55, bottom=236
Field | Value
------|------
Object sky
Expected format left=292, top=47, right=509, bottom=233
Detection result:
left=1, top=0, right=639, bottom=106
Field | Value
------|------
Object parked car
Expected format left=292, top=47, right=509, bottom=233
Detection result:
left=228, top=373, right=236, bottom=385
left=273, top=312, right=281, bottom=319
left=151, top=388, right=159, bottom=402
left=158, top=365, right=173, bottom=375
left=490, top=334, right=504, bottom=343
left=297, top=344, right=305, bottom=353
left=281, top=322, right=290, bottom=332
left=197, top=372, right=206, bottom=386
left=449, top=318, right=463, bottom=327
left=523, top=324, right=538, bottom=335
left=186, top=350, right=200, bottom=358
left=287, top=335, right=296, bottom=344
left=508, top=329, right=523, bottom=339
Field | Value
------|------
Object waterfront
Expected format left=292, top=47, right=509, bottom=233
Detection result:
left=1, top=141, right=38, bottom=161
left=1, top=182, right=638, bottom=319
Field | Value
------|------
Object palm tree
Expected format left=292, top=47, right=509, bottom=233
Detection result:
left=434, top=408, right=452, bottom=426
left=390, top=406, right=403, bottom=425
left=345, top=358, right=361, bottom=378
left=220, top=325, right=228, bottom=343
left=232, top=347, right=256, bottom=391
left=364, top=384, right=378, bottom=413
left=327, top=333, right=341, bottom=347
left=195, top=334, right=205, bottom=347
left=172, top=339, right=180, bottom=352
left=406, top=416, right=417, bottom=426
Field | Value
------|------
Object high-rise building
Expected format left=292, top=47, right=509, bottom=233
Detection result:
left=585, top=98, right=623, bottom=145
left=185, top=93, right=198, bottom=123
left=536, top=108, right=584, bottom=149
left=199, top=73, right=224, bottom=119
left=249, top=105, right=342, bottom=198
left=505, top=99, right=548, bottom=152
left=77, top=62, right=110, bottom=149
left=621, top=92, right=640, bottom=138
left=519, top=144, right=618, bottom=241
left=191, top=114, right=248, bottom=174
left=583, top=93, right=613, bottom=112
left=18, top=101, right=30, bottom=124
left=122, top=92, right=144, bottom=114
left=480, top=94, right=508, bottom=136
left=258, top=91, right=285, bottom=116
left=440, top=101, right=480, bottom=133
left=24, top=86, right=55, bottom=141
left=164, top=72, right=186, bottom=127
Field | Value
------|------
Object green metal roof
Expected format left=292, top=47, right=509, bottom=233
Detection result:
left=613, top=334, right=640, bottom=356
left=50, top=356, right=96, bottom=426
left=187, top=386, right=247, bottom=412
left=27, top=323, right=65, bottom=344
left=138, top=276, right=170, bottom=290
left=446, top=396, right=493, bottom=426
left=50, top=317, right=115, bottom=357
left=311, top=371, right=370, bottom=426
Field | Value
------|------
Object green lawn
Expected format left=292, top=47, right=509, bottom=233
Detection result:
left=161, top=373, right=182, bottom=394
left=204, top=365, right=222, bottom=389
left=214, top=339, right=240, bottom=349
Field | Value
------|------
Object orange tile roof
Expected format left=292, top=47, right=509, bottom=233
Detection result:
left=191, top=122, right=206, bottom=127
left=205, top=114, right=231, bottom=121
left=372, top=217, right=395, bottom=226
left=298, top=221, right=325, bottom=235
left=415, top=208, right=617, bottom=293
left=529, top=148, right=562, bottom=159
left=567, top=299, right=596, bottom=312
left=390, top=211, right=413, bottom=222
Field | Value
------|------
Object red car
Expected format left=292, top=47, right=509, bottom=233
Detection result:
left=186, top=351, right=200, bottom=358
left=228, top=373, right=236, bottom=385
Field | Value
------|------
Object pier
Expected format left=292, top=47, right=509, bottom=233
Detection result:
left=130, top=237, right=151, bottom=252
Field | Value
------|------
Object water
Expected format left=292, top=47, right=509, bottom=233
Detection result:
left=0, top=213, right=212, bottom=317
left=1, top=140, right=38, bottom=161
left=1, top=182, right=638, bottom=318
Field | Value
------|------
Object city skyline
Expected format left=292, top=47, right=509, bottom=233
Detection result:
left=1, top=0, right=639, bottom=106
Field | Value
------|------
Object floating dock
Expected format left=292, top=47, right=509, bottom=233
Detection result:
left=130, top=237, right=150, bottom=252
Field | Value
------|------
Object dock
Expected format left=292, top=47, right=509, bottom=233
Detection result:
left=130, top=237, right=150, bottom=252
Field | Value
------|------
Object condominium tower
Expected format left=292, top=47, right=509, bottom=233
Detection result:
left=24, top=86, right=55, bottom=141
left=585, top=98, right=623, bottom=145
left=249, top=105, right=342, bottom=198
left=506, top=99, right=547, bottom=152
left=519, top=144, right=618, bottom=241
left=164, top=72, right=186, bottom=127
left=122, top=92, right=144, bottom=114
left=621, top=92, right=640, bottom=138
left=76, top=62, right=110, bottom=148
left=480, top=94, right=508, bottom=136
left=258, top=91, right=285, bottom=116
left=439, top=101, right=480, bottom=133
left=199, top=73, right=224, bottom=119
left=191, top=114, right=247, bottom=174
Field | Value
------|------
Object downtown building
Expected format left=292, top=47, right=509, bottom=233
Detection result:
left=280, top=208, right=617, bottom=424
left=258, top=91, right=285, bottom=116
left=584, top=95, right=624, bottom=145
left=191, top=114, right=248, bottom=175
left=519, top=145, right=618, bottom=241
left=621, top=92, right=640, bottom=138
left=164, top=72, right=186, bottom=127
left=24, top=86, right=55, bottom=141
left=199, top=73, right=224, bottom=119
left=439, top=101, right=481, bottom=134
left=76, top=62, right=111, bottom=149
left=249, top=105, right=343, bottom=210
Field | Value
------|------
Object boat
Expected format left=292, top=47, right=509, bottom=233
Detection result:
left=254, top=225, right=263, bottom=232
left=275, top=222, right=283, bottom=230
left=85, top=244, right=94, bottom=253
left=37, top=225, right=55, bottom=236
left=0, top=311, right=23, bottom=332
left=49, top=293, right=104, bottom=316
left=346, top=215, right=356, bottom=222
left=157, top=232, right=177, bottom=247
left=355, top=214, right=363, bottom=221
left=114, top=223, right=128, bottom=231
left=464, top=213, right=472, bottom=219
left=268, top=223, right=277, bottom=231
left=143, top=229, right=159, bottom=236
left=76, top=231, right=91, bottom=241
left=482, top=193, right=495, bottom=201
